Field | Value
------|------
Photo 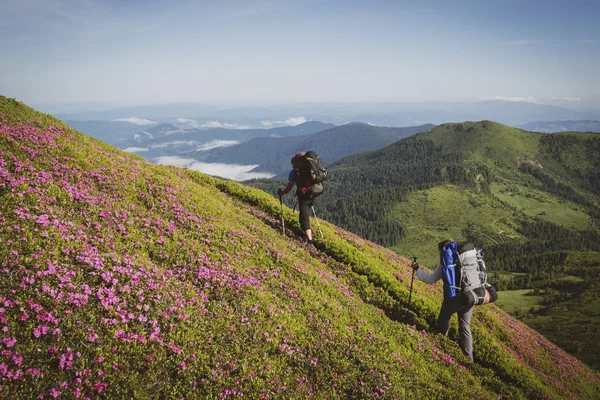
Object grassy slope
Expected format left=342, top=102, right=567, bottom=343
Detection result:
left=1, top=97, right=599, bottom=399
left=490, top=182, right=591, bottom=228
left=494, top=289, right=545, bottom=314
left=413, top=121, right=542, bottom=169
left=387, top=181, right=593, bottom=264
left=388, top=184, right=521, bottom=265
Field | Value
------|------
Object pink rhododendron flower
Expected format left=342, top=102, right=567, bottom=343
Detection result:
left=33, top=324, right=50, bottom=338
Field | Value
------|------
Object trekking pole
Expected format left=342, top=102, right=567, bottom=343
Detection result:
left=279, top=194, right=285, bottom=236
left=311, top=206, right=324, bottom=239
left=408, top=257, right=417, bottom=307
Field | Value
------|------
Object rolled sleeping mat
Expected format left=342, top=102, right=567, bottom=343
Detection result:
left=458, top=285, right=498, bottom=307
left=310, top=182, right=325, bottom=197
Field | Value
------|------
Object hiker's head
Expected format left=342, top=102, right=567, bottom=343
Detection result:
left=437, top=238, right=454, bottom=254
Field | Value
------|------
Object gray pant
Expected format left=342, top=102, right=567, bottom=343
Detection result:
left=437, top=299, right=474, bottom=360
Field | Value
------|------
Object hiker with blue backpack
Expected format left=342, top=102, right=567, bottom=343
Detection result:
left=278, top=151, right=326, bottom=245
left=410, top=239, right=498, bottom=361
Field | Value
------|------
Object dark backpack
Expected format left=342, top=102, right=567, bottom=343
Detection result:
left=294, top=151, right=327, bottom=197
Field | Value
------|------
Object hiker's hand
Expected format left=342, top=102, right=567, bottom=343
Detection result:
left=277, top=188, right=283, bottom=197
left=411, top=262, right=419, bottom=271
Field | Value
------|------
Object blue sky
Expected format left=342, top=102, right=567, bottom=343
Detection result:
left=1, top=0, right=599, bottom=108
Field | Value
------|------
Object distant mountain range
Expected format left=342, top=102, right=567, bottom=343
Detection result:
left=64, top=119, right=158, bottom=146
left=62, top=120, right=335, bottom=159
left=55, top=100, right=600, bottom=127
left=189, top=123, right=435, bottom=176
left=347, top=101, right=600, bottom=126
left=119, top=121, right=336, bottom=159
left=516, top=120, right=600, bottom=133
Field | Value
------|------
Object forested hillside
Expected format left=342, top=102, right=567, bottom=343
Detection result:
left=2, top=97, right=599, bottom=398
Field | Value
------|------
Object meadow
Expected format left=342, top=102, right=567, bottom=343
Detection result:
left=1, top=96, right=599, bottom=398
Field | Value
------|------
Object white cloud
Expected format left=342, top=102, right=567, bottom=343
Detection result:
left=200, top=121, right=224, bottom=128
left=578, top=40, right=596, bottom=44
left=200, top=121, right=251, bottom=129
left=131, top=24, right=159, bottom=33
left=224, top=123, right=251, bottom=129
left=154, top=156, right=275, bottom=181
left=173, top=118, right=202, bottom=128
left=153, top=156, right=195, bottom=168
left=3, top=1, right=162, bottom=42
left=149, top=140, right=197, bottom=149
left=508, top=40, right=544, bottom=45
left=113, top=117, right=156, bottom=125
left=261, top=117, right=307, bottom=128
left=134, top=132, right=154, bottom=140
left=481, top=96, right=539, bottom=103
left=2, top=0, right=108, bottom=29
left=197, top=140, right=240, bottom=151
left=124, top=147, right=149, bottom=153
left=563, top=96, right=581, bottom=102
left=284, top=117, right=307, bottom=126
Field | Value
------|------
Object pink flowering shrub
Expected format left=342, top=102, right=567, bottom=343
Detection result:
left=0, top=96, right=598, bottom=399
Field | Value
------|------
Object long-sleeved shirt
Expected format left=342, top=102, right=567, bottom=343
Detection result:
left=416, top=264, right=444, bottom=284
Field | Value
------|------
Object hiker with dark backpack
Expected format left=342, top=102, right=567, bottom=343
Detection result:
left=278, top=151, right=326, bottom=245
left=407, top=239, right=498, bottom=361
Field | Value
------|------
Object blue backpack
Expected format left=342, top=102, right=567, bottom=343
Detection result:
left=440, top=241, right=460, bottom=301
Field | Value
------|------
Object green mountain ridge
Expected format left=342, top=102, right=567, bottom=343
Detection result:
left=1, top=97, right=599, bottom=398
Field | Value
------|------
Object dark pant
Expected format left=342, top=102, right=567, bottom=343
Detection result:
left=298, top=194, right=314, bottom=232
left=437, top=299, right=474, bottom=360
